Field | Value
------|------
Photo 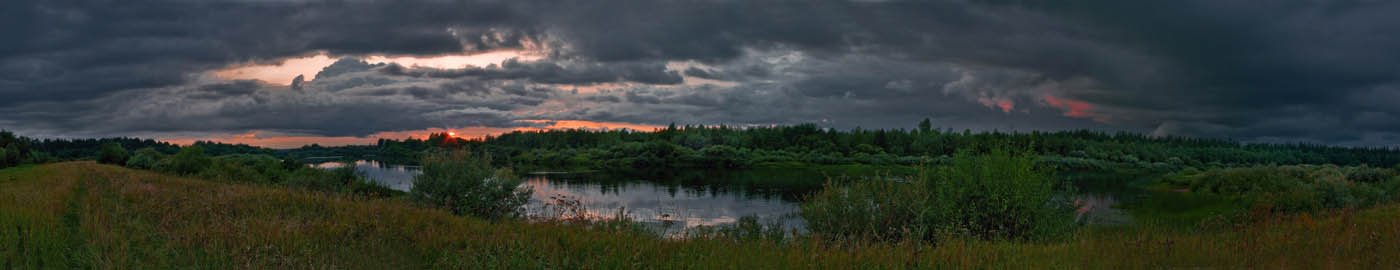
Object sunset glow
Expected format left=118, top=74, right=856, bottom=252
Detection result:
left=211, top=50, right=542, bottom=85
left=161, top=120, right=666, bottom=149
left=1043, top=95, right=1107, bottom=122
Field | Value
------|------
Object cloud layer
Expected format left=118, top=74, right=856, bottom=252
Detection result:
left=3, top=0, right=1400, bottom=146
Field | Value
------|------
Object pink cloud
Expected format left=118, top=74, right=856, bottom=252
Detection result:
left=1042, top=95, right=1108, bottom=122
left=161, top=120, right=665, bottom=149
left=977, top=97, right=1015, bottom=113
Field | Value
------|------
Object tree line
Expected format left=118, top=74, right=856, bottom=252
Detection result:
left=364, top=120, right=1400, bottom=170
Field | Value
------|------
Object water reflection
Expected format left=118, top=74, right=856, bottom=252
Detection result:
left=309, top=160, right=1136, bottom=235
left=523, top=174, right=806, bottom=236
left=313, top=160, right=419, bottom=191
left=310, top=161, right=809, bottom=233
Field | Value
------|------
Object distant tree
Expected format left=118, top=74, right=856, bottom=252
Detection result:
left=0, top=148, right=8, bottom=168
left=97, top=143, right=129, bottom=165
left=918, top=118, right=933, bottom=133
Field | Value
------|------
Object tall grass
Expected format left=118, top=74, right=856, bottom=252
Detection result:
left=802, top=149, right=1077, bottom=243
left=3, top=162, right=1400, bottom=268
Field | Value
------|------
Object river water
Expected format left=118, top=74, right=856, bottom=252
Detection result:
left=311, top=160, right=812, bottom=234
left=313, top=160, right=1133, bottom=236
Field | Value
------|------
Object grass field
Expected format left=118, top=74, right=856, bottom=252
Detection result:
left=3, top=162, right=1398, bottom=269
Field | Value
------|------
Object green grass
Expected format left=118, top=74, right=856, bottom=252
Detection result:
left=3, top=162, right=1400, bottom=268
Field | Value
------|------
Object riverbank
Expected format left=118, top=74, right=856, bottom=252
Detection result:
left=4, top=162, right=1397, bottom=268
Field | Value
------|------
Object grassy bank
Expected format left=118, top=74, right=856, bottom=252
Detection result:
left=3, top=162, right=1399, bottom=268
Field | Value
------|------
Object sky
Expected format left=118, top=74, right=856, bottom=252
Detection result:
left=3, top=0, right=1400, bottom=148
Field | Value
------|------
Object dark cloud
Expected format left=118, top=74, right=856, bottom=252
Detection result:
left=2, top=0, right=1399, bottom=146
left=381, top=59, right=683, bottom=85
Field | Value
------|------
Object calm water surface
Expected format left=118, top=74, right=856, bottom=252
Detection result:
left=314, top=160, right=1136, bottom=235
left=312, top=161, right=812, bottom=234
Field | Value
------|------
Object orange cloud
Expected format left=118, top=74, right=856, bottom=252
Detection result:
left=977, top=97, right=1015, bottom=113
left=161, top=120, right=665, bottom=149
left=517, top=120, right=664, bottom=132
left=1042, top=95, right=1108, bottom=122
left=211, top=50, right=542, bottom=85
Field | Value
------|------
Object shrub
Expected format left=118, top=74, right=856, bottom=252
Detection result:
left=1346, top=165, right=1394, bottom=183
left=1169, top=165, right=1400, bottom=214
left=698, top=145, right=749, bottom=168
left=3, top=143, right=18, bottom=165
left=281, top=158, right=306, bottom=171
left=202, top=154, right=285, bottom=184
left=412, top=150, right=532, bottom=220
left=97, top=142, right=129, bottom=165
left=164, top=146, right=212, bottom=175
left=802, top=149, right=1076, bottom=243
left=285, top=166, right=360, bottom=193
left=125, top=148, right=165, bottom=169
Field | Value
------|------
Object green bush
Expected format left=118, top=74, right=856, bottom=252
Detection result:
left=201, top=154, right=285, bottom=184
left=1169, top=165, right=1400, bottom=214
left=1346, top=165, right=1394, bottom=183
left=412, top=150, right=532, bottom=220
left=285, top=166, right=359, bottom=192
left=97, top=143, right=129, bottom=165
left=281, top=158, right=306, bottom=171
left=3, top=142, right=18, bottom=166
left=163, top=146, right=212, bottom=175
left=698, top=145, right=749, bottom=168
left=802, top=149, right=1075, bottom=243
left=125, top=148, right=165, bottom=169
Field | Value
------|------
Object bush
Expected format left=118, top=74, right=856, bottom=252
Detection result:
left=285, top=166, right=359, bottom=193
left=1169, top=165, right=1400, bottom=214
left=1346, top=165, right=1394, bottom=183
left=3, top=143, right=19, bottom=166
left=201, top=154, right=285, bottom=184
left=412, top=150, right=532, bottom=220
left=698, top=145, right=749, bottom=168
left=97, top=143, right=129, bottom=165
left=281, top=158, right=306, bottom=171
left=802, top=149, right=1076, bottom=243
left=164, top=146, right=212, bottom=175
left=125, top=148, right=165, bottom=169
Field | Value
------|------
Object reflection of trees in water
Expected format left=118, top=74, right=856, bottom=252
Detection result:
left=526, top=168, right=831, bottom=202
left=520, top=172, right=807, bottom=235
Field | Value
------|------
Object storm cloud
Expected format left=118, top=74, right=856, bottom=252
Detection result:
left=3, top=0, right=1399, bottom=146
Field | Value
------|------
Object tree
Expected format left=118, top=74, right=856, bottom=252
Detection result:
left=918, top=118, right=933, bottom=134
left=97, top=143, right=129, bottom=165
